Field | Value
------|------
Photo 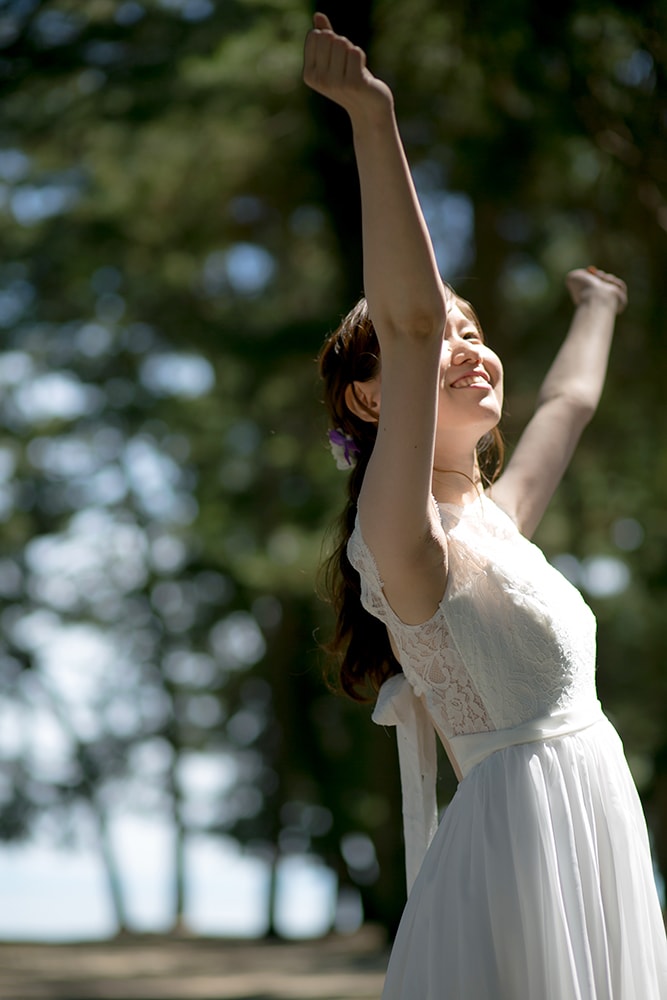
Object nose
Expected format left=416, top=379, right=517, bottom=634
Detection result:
left=451, top=336, right=482, bottom=365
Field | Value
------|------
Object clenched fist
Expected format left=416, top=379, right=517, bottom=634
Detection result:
left=566, top=266, right=627, bottom=314
left=303, top=13, right=393, bottom=118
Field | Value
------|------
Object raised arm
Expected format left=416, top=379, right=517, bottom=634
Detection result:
left=491, top=266, right=627, bottom=538
left=304, top=14, right=449, bottom=623
left=304, top=13, right=446, bottom=337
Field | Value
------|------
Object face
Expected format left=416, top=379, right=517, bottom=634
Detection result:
left=437, top=295, right=504, bottom=439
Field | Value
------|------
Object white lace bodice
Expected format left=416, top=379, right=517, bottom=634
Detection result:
left=347, top=494, right=598, bottom=742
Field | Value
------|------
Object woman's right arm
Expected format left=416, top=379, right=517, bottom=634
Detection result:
left=304, top=14, right=449, bottom=624
left=304, top=13, right=446, bottom=338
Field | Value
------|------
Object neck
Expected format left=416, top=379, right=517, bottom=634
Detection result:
left=432, top=465, right=483, bottom=505
left=431, top=437, right=482, bottom=505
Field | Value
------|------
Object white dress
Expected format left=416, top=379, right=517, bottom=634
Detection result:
left=348, top=494, right=667, bottom=1000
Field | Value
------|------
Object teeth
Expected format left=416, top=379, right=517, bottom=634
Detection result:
left=453, top=376, right=488, bottom=388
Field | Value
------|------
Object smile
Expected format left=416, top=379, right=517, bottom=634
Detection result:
left=451, top=371, right=491, bottom=389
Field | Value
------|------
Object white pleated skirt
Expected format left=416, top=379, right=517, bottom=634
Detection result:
left=381, top=717, right=667, bottom=999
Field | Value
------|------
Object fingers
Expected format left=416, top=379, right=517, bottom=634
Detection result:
left=304, top=29, right=338, bottom=88
left=329, top=29, right=351, bottom=80
left=586, top=266, right=628, bottom=306
left=304, top=13, right=337, bottom=82
left=567, top=266, right=628, bottom=313
left=313, top=11, right=332, bottom=31
left=303, top=13, right=386, bottom=109
left=303, top=23, right=331, bottom=82
left=303, top=18, right=364, bottom=94
left=587, top=265, right=623, bottom=289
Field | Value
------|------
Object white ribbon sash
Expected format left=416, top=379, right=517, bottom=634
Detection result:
left=373, top=673, right=605, bottom=894
left=449, top=701, right=604, bottom=779
left=372, top=673, right=438, bottom=894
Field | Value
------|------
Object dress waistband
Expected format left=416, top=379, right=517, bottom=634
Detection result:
left=449, top=702, right=606, bottom=779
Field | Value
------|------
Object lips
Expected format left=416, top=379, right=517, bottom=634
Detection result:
left=450, top=368, right=491, bottom=389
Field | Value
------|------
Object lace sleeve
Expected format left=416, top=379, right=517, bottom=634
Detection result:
left=347, top=514, right=492, bottom=738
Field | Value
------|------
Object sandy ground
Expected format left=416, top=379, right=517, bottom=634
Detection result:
left=0, top=926, right=389, bottom=1000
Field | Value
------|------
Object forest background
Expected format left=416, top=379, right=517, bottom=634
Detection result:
left=0, top=0, right=665, bottom=940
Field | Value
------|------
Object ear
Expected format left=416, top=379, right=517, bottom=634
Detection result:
left=344, top=378, right=380, bottom=424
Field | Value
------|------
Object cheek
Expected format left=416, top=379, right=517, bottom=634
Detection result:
left=486, top=352, right=503, bottom=385
left=493, top=368, right=504, bottom=400
left=439, top=344, right=453, bottom=377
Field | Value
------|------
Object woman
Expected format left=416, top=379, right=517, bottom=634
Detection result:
left=304, top=13, right=667, bottom=999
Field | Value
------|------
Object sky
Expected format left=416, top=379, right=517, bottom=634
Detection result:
left=0, top=813, right=342, bottom=941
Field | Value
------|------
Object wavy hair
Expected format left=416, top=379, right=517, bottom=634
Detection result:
left=318, top=294, right=504, bottom=701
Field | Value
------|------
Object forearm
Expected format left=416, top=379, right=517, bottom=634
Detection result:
left=350, top=101, right=447, bottom=338
left=537, top=295, right=618, bottom=416
left=303, top=15, right=446, bottom=340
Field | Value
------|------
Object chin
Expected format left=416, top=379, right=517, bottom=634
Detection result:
left=478, top=401, right=502, bottom=429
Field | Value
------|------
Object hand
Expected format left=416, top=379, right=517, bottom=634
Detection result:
left=566, top=266, right=628, bottom=314
left=303, top=12, right=393, bottom=118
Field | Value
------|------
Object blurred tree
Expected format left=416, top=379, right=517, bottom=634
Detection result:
left=0, top=0, right=665, bottom=941
left=0, top=0, right=406, bottom=935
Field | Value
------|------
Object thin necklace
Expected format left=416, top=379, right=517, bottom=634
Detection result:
left=432, top=467, right=483, bottom=498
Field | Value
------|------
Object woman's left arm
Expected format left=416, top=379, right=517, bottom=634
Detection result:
left=490, top=267, right=627, bottom=538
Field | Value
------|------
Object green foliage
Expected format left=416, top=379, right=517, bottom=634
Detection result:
left=0, top=0, right=665, bottom=937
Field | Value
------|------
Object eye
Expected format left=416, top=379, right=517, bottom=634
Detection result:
left=463, top=331, right=482, bottom=342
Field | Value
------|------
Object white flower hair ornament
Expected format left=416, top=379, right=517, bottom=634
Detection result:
left=328, top=428, right=360, bottom=470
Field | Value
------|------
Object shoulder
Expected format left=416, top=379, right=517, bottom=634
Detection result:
left=349, top=505, right=449, bottom=627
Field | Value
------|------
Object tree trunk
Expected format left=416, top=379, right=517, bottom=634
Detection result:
left=93, top=801, right=129, bottom=933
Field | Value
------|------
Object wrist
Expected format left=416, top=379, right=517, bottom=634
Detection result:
left=573, top=286, right=624, bottom=316
left=347, top=87, right=396, bottom=133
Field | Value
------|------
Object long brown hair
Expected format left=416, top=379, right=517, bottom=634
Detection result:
left=318, top=295, right=504, bottom=701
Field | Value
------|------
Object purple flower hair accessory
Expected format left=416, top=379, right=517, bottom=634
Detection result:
left=328, top=428, right=360, bottom=470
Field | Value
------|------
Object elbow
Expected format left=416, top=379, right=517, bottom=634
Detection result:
left=578, top=397, right=598, bottom=422
left=373, top=297, right=448, bottom=342
left=414, top=298, right=448, bottom=339
left=538, top=390, right=598, bottom=428
left=570, top=399, right=597, bottom=432
left=566, top=391, right=598, bottom=423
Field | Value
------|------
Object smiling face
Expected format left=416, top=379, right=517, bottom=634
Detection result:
left=436, top=294, right=504, bottom=443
